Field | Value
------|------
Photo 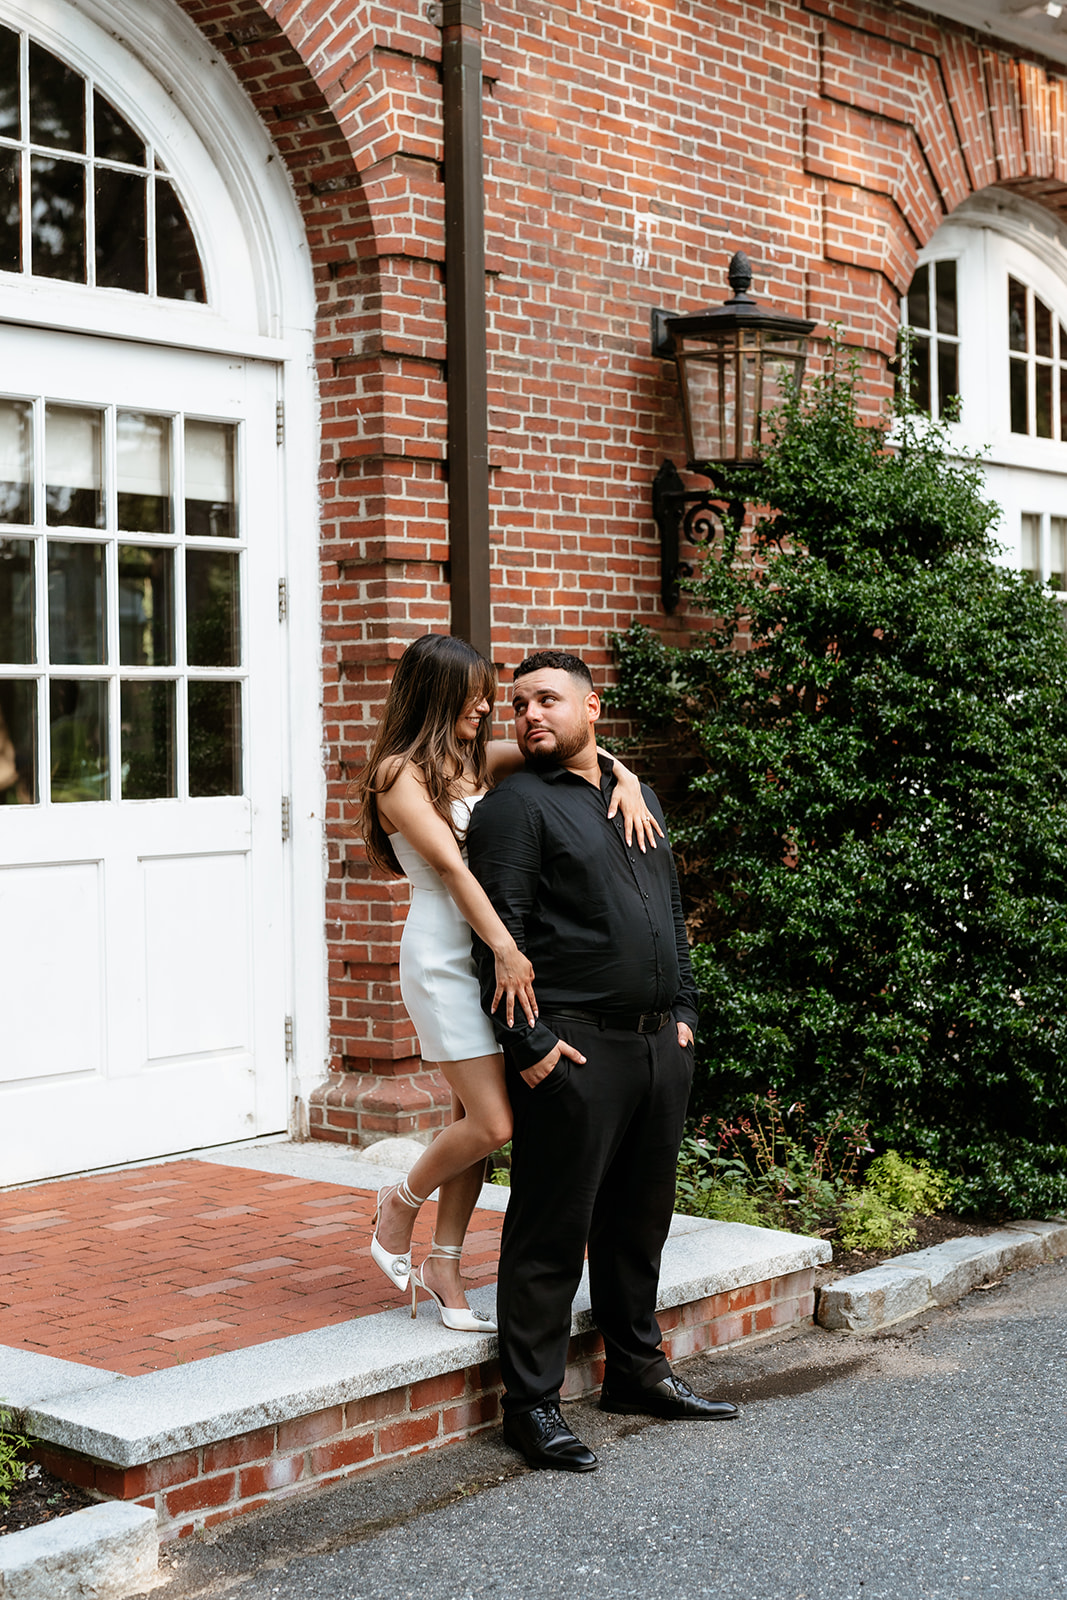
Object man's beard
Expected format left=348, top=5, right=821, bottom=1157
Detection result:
left=523, top=721, right=591, bottom=768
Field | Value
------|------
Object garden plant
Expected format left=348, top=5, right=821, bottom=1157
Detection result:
left=674, top=1092, right=949, bottom=1249
left=614, top=343, right=1067, bottom=1217
left=0, top=1406, right=28, bottom=1509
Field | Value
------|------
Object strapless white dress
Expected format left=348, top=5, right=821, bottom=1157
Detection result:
left=390, top=793, right=502, bottom=1063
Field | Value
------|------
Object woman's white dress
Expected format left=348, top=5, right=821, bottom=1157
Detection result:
left=390, top=793, right=502, bottom=1063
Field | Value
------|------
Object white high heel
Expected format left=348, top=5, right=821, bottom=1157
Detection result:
left=410, top=1238, right=497, bottom=1333
left=370, top=1178, right=427, bottom=1295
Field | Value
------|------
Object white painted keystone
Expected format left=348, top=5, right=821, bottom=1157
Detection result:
left=0, top=1501, right=157, bottom=1600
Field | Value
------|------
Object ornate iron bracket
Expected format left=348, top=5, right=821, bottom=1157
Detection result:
left=652, top=459, right=743, bottom=612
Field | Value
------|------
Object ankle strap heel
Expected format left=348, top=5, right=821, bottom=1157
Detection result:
left=370, top=1178, right=429, bottom=1296
left=410, top=1236, right=496, bottom=1334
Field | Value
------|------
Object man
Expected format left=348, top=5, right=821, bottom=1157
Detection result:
left=466, top=650, right=738, bottom=1474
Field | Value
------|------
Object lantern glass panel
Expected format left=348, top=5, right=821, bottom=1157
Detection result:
left=755, top=335, right=806, bottom=449
left=676, top=329, right=807, bottom=465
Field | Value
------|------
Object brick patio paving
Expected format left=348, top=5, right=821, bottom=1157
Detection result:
left=0, top=1160, right=502, bottom=1376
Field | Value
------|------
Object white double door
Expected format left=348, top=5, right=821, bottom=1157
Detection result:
left=0, top=326, right=290, bottom=1183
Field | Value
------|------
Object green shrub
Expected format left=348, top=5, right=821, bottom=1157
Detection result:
left=865, top=1149, right=952, bottom=1215
left=488, top=1143, right=512, bottom=1187
left=612, top=342, right=1067, bottom=1215
left=836, top=1188, right=917, bottom=1253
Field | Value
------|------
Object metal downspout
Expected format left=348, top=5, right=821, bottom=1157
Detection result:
left=441, top=0, right=492, bottom=657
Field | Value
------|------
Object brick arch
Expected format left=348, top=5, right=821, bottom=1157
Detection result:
left=802, top=0, right=1067, bottom=355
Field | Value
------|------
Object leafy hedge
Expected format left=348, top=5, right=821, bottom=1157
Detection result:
left=613, top=350, right=1067, bottom=1215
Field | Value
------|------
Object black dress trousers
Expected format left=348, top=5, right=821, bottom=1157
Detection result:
left=496, top=1014, right=694, bottom=1416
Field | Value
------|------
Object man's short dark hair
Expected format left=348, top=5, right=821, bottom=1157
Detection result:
left=513, top=650, right=594, bottom=689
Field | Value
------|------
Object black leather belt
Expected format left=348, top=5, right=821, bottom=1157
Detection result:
left=545, top=1006, right=672, bottom=1035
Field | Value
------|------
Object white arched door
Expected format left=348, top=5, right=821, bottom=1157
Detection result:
left=0, top=3, right=318, bottom=1183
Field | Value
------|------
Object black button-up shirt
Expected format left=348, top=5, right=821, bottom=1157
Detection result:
left=466, top=755, right=699, bottom=1071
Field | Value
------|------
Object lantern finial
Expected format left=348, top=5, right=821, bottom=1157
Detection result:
left=727, top=250, right=753, bottom=300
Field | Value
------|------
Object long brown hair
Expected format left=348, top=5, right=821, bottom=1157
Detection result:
left=356, top=633, right=497, bottom=875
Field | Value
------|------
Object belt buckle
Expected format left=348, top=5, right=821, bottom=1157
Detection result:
left=637, top=1011, right=662, bottom=1034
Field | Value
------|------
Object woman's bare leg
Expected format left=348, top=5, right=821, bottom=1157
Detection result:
left=373, top=1051, right=511, bottom=1309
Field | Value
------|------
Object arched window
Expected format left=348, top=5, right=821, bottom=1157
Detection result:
left=0, top=23, right=204, bottom=299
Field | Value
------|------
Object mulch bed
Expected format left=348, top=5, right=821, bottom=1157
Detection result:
left=0, top=1460, right=96, bottom=1537
left=822, top=1210, right=1006, bottom=1282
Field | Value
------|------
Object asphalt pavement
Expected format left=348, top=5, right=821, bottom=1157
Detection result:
left=141, top=1256, right=1067, bottom=1600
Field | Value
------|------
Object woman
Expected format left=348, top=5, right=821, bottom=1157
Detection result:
left=356, top=633, right=659, bottom=1332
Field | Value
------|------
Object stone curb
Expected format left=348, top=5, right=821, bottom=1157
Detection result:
left=816, top=1219, right=1067, bottom=1333
left=0, top=1501, right=157, bottom=1600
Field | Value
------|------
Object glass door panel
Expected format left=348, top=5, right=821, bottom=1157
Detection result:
left=0, top=400, right=33, bottom=523
left=118, top=545, right=173, bottom=665
left=186, top=549, right=240, bottom=666
left=45, top=405, right=103, bottom=527
left=185, top=420, right=235, bottom=537
left=0, top=538, right=34, bottom=661
left=0, top=677, right=36, bottom=803
left=120, top=679, right=175, bottom=799
left=50, top=677, right=108, bottom=801
left=47, top=540, right=106, bottom=663
left=117, top=412, right=171, bottom=533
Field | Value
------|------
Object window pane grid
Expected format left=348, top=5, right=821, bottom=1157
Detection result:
left=0, top=393, right=243, bottom=806
left=1018, top=510, right=1067, bottom=595
left=902, top=259, right=961, bottom=420
left=0, top=23, right=204, bottom=302
left=1008, top=277, right=1067, bottom=441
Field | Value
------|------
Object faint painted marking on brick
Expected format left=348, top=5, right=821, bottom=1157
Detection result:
left=287, top=1265, right=356, bottom=1282
left=156, top=1319, right=236, bottom=1340
left=180, top=1279, right=252, bottom=1297
left=230, top=1257, right=301, bottom=1273
left=284, top=1224, right=354, bottom=1240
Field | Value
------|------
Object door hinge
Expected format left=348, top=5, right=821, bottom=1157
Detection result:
left=275, top=401, right=285, bottom=445
left=278, top=577, right=288, bottom=621
left=284, top=1015, right=294, bottom=1060
left=281, top=794, right=292, bottom=842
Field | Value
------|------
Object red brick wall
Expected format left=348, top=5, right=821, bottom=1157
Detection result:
left=171, top=0, right=1067, bottom=1140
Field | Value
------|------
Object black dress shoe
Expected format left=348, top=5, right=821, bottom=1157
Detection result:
left=599, top=1373, right=739, bottom=1421
left=502, top=1403, right=598, bottom=1472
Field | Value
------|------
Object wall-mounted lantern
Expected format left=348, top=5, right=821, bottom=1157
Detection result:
left=652, top=251, right=815, bottom=611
